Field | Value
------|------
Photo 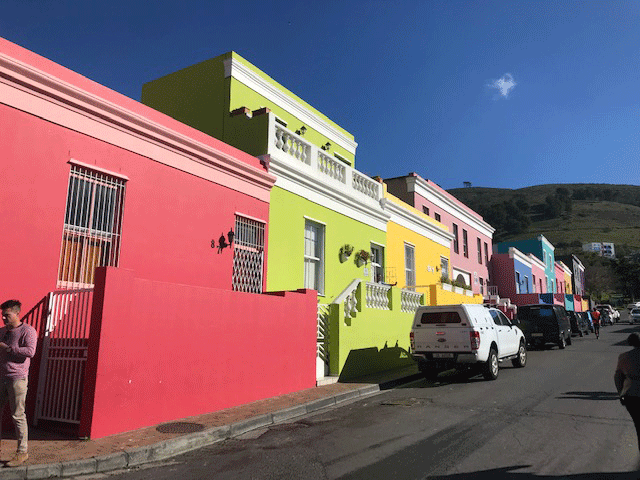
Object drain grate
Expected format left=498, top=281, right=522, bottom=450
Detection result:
left=156, top=422, right=206, bottom=434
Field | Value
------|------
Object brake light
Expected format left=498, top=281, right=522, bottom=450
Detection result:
left=470, top=330, right=481, bottom=350
left=410, top=331, right=415, bottom=351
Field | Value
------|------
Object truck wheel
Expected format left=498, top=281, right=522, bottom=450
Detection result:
left=558, top=334, right=566, bottom=349
left=512, top=342, right=527, bottom=368
left=482, top=348, right=499, bottom=380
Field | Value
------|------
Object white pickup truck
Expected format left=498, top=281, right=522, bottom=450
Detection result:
left=409, top=304, right=527, bottom=381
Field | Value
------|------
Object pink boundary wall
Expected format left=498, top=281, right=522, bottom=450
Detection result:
left=79, top=267, right=317, bottom=439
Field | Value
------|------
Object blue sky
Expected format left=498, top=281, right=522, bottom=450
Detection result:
left=2, top=1, right=640, bottom=190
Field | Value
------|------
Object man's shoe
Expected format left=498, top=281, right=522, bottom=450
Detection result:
left=5, top=452, right=28, bottom=467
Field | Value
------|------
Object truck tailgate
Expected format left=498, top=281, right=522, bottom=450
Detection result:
left=413, top=326, right=473, bottom=353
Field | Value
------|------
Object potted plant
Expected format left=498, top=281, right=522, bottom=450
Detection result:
left=440, top=275, right=453, bottom=291
left=339, top=244, right=354, bottom=262
left=355, top=249, right=370, bottom=267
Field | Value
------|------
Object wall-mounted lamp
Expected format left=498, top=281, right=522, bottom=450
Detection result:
left=321, top=142, right=331, bottom=151
left=295, top=126, right=307, bottom=136
left=218, top=233, right=228, bottom=250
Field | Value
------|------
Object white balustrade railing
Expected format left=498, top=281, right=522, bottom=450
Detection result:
left=332, top=279, right=361, bottom=321
left=317, top=151, right=346, bottom=183
left=401, top=289, right=422, bottom=313
left=366, top=282, right=391, bottom=310
left=352, top=170, right=380, bottom=201
left=487, top=285, right=499, bottom=296
left=274, top=125, right=311, bottom=165
left=271, top=122, right=380, bottom=203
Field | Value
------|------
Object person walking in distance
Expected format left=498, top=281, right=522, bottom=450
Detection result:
left=615, top=333, right=640, bottom=452
left=592, top=308, right=601, bottom=339
left=0, top=300, right=36, bottom=467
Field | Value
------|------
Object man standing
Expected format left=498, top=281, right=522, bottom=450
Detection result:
left=0, top=300, right=36, bottom=467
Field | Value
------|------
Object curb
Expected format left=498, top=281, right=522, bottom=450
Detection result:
left=0, top=375, right=420, bottom=479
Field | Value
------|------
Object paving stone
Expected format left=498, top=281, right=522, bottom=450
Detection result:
left=60, top=458, right=97, bottom=478
left=305, top=396, right=336, bottom=413
left=0, top=466, right=27, bottom=480
left=95, top=452, right=127, bottom=473
left=271, top=405, right=307, bottom=423
left=333, top=390, right=360, bottom=404
left=26, top=462, right=62, bottom=479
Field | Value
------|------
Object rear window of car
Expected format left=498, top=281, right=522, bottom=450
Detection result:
left=632, top=309, right=640, bottom=315
left=420, top=311, right=462, bottom=324
left=518, top=306, right=554, bottom=320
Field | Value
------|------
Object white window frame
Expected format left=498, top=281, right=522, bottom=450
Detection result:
left=405, top=243, right=416, bottom=290
left=440, top=256, right=450, bottom=280
left=304, top=219, right=325, bottom=295
left=370, top=242, right=385, bottom=283
left=515, top=271, right=521, bottom=294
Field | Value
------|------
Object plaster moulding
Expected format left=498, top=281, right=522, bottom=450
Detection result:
left=408, top=176, right=495, bottom=239
left=0, top=50, right=275, bottom=202
left=224, top=57, right=358, bottom=156
left=268, top=151, right=389, bottom=232
left=379, top=198, right=453, bottom=248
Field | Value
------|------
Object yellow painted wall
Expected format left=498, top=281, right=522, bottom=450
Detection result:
left=564, top=272, right=572, bottom=294
left=429, top=285, right=484, bottom=305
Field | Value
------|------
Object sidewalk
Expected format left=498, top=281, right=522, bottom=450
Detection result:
left=0, top=365, right=421, bottom=479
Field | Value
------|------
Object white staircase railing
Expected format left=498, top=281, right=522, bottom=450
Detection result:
left=332, top=279, right=362, bottom=321
left=401, top=289, right=422, bottom=313
left=366, top=282, right=391, bottom=310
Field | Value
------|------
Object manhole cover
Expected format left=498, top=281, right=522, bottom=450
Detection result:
left=156, top=422, right=205, bottom=434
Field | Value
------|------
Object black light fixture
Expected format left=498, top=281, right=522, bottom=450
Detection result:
left=295, top=126, right=307, bottom=136
left=218, top=233, right=228, bottom=249
left=227, top=229, right=235, bottom=245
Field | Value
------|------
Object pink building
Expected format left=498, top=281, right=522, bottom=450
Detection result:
left=385, top=174, right=495, bottom=295
left=0, top=37, right=317, bottom=439
left=528, top=253, right=547, bottom=294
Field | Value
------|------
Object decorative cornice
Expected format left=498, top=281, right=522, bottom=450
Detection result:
left=380, top=198, right=454, bottom=248
left=224, top=57, right=358, bottom=155
left=509, top=247, right=532, bottom=268
left=268, top=152, right=389, bottom=231
left=527, top=253, right=546, bottom=270
left=406, top=176, right=495, bottom=238
left=0, top=47, right=276, bottom=201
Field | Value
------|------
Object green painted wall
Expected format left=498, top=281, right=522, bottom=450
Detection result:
left=267, top=186, right=385, bottom=300
left=328, top=287, right=417, bottom=379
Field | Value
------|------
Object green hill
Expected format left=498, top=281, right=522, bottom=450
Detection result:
left=448, top=184, right=640, bottom=255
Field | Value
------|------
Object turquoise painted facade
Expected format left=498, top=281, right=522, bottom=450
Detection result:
left=494, top=235, right=556, bottom=294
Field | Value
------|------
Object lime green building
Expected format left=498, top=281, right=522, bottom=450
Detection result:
left=142, top=52, right=426, bottom=381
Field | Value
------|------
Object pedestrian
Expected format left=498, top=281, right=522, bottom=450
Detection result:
left=615, top=332, right=640, bottom=452
left=0, top=300, right=37, bottom=467
left=592, top=308, right=601, bottom=339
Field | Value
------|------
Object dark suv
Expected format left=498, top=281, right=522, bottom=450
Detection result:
left=567, top=310, right=588, bottom=337
left=517, top=304, right=572, bottom=349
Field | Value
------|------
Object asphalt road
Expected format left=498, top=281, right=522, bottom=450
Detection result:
left=87, top=321, right=640, bottom=480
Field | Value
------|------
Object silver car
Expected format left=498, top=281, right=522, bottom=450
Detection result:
left=630, top=308, right=640, bottom=324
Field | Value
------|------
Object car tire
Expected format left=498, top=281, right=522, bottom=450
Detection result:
left=566, top=333, right=572, bottom=346
left=482, top=348, right=499, bottom=380
left=558, top=334, right=566, bottom=349
left=512, top=341, right=527, bottom=368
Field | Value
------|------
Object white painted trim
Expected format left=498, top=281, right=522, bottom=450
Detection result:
left=68, top=159, right=130, bottom=181
left=509, top=247, right=532, bottom=268
left=370, top=240, right=386, bottom=248
left=404, top=241, right=416, bottom=248
left=0, top=48, right=275, bottom=202
left=224, top=57, right=358, bottom=155
left=537, top=235, right=555, bottom=251
left=407, top=176, right=495, bottom=238
left=527, top=253, right=546, bottom=270
left=270, top=151, right=388, bottom=231
left=303, top=215, right=327, bottom=226
left=234, top=212, right=267, bottom=224
left=557, top=261, right=572, bottom=276
left=379, top=198, right=453, bottom=248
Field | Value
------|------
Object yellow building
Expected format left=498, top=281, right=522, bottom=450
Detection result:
left=381, top=189, right=483, bottom=305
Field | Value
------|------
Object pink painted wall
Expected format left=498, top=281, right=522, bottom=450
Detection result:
left=412, top=181, right=492, bottom=295
left=554, top=264, right=566, bottom=293
left=489, top=253, right=516, bottom=299
left=0, top=103, right=270, bottom=312
left=529, top=262, right=546, bottom=294
left=80, top=268, right=317, bottom=439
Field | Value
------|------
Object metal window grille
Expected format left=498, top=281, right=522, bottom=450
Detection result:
left=232, top=215, right=265, bottom=293
left=57, top=165, right=126, bottom=288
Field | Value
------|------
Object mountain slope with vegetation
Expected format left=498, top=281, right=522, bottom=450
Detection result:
left=447, top=183, right=640, bottom=302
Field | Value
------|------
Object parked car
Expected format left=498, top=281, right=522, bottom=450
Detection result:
left=517, top=304, right=572, bottom=349
left=410, top=304, right=527, bottom=381
left=630, top=308, right=640, bottom=324
left=596, top=305, right=615, bottom=326
left=568, top=311, right=588, bottom=337
left=628, top=303, right=640, bottom=312
left=578, top=312, right=593, bottom=334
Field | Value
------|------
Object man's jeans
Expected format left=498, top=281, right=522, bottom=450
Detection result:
left=0, top=378, right=28, bottom=453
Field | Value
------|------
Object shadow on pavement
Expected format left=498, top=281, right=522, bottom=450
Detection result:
left=425, top=465, right=640, bottom=480
left=556, top=390, right=620, bottom=401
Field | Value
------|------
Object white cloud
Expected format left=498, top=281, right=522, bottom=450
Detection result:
left=488, top=73, right=517, bottom=98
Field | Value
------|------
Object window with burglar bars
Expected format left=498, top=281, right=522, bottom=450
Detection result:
left=57, top=165, right=126, bottom=288
left=232, top=215, right=266, bottom=293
